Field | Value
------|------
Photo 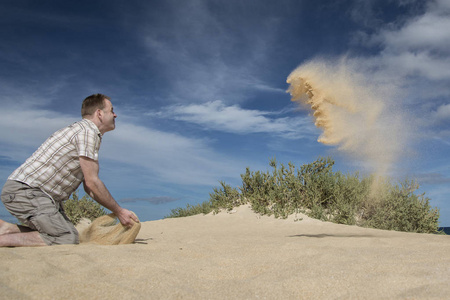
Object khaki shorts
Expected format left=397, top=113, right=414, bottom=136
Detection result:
left=1, top=180, right=79, bottom=245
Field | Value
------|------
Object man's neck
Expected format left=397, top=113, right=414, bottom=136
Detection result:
left=83, top=117, right=103, bottom=135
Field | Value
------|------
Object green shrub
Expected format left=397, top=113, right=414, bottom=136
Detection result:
left=64, top=191, right=107, bottom=225
left=165, top=181, right=242, bottom=218
left=166, top=202, right=214, bottom=218
left=210, top=181, right=243, bottom=212
left=166, top=157, right=440, bottom=233
left=360, top=180, right=440, bottom=233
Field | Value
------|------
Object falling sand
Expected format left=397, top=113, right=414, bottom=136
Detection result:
left=287, top=59, right=408, bottom=181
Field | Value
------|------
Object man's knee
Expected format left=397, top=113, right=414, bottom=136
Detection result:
left=40, top=229, right=79, bottom=245
left=30, top=206, right=79, bottom=245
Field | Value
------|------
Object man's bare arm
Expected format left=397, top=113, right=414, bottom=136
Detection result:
left=79, top=156, right=138, bottom=226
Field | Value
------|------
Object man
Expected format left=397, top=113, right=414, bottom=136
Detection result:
left=0, top=94, right=139, bottom=247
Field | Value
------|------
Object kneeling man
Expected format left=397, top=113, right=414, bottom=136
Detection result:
left=0, top=94, right=138, bottom=246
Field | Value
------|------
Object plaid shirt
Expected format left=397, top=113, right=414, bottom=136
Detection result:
left=9, top=119, right=102, bottom=202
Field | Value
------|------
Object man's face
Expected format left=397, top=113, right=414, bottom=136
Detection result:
left=101, top=99, right=117, bottom=132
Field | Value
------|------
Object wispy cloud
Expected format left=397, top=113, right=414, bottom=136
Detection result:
left=0, top=103, right=245, bottom=187
left=0, top=107, right=78, bottom=159
left=348, top=0, right=450, bottom=147
left=353, top=0, right=450, bottom=87
left=434, top=104, right=450, bottom=124
left=414, top=172, right=450, bottom=185
left=119, top=196, right=179, bottom=204
left=359, top=0, right=450, bottom=191
left=148, top=100, right=316, bottom=139
left=134, top=0, right=284, bottom=103
left=100, top=119, right=246, bottom=186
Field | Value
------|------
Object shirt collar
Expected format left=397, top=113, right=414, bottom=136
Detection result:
left=82, top=118, right=102, bottom=138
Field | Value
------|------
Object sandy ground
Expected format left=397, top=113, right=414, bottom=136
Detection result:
left=1, top=205, right=449, bottom=299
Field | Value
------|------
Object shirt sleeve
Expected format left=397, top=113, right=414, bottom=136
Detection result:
left=74, top=127, right=100, bottom=161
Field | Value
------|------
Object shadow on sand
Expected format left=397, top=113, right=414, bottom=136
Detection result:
left=288, top=233, right=376, bottom=238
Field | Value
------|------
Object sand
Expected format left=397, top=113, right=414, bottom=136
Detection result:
left=286, top=59, right=408, bottom=180
left=1, top=205, right=449, bottom=299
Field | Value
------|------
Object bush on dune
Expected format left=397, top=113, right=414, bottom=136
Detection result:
left=361, top=180, right=440, bottom=233
left=64, top=191, right=107, bottom=225
left=166, top=157, right=440, bottom=234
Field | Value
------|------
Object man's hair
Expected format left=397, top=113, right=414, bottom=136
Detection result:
left=81, top=94, right=111, bottom=117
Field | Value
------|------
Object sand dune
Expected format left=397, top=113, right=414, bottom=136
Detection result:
left=1, top=205, right=449, bottom=299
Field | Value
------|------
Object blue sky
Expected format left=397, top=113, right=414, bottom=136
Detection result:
left=1, top=0, right=450, bottom=225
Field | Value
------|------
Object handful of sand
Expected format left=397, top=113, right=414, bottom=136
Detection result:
left=76, top=212, right=141, bottom=245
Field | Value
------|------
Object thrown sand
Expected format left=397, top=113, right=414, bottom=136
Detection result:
left=1, top=205, right=449, bottom=299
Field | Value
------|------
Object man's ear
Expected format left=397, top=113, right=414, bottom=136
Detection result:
left=96, top=108, right=103, bottom=121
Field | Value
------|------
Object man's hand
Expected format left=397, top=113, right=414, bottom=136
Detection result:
left=115, top=208, right=140, bottom=227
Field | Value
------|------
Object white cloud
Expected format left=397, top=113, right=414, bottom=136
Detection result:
left=119, top=196, right=179, bottom=204
left=435, top=103, right=450, bottom=122
left=347, top=0, right=450, bottom=146
left=96, top=119, right=247, bottom=186
left=0, top=105, right=245, bottom=187
left=370, top=2, right=450, bottom=81
left=379, top=13, right=450, bottom=54
left=150, top=100, right=316, bottom=139
left=0, top=107, right=78, bottom=159
left=403, top=52, right=450, bottom=80
left=359, top=0, right=450, bottom=82
left=415, top=172, right=450, bottom=185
